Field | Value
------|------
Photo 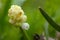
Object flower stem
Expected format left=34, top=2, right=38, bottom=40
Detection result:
left=20, top=27, right=30, bottom=40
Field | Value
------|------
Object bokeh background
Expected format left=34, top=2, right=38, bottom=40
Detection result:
left=0, top=0, right=60, bottom=40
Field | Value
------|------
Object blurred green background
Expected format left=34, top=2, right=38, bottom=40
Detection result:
left=0, top=0, right=60, bottom=40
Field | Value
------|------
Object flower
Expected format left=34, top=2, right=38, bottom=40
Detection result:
left=8, top=5, right=24, bottom=20
left=8, top=5, right=30, bottom=30
left=8, top=5, right=27, bottom=25
left=21, top=23, right=30, bottom=30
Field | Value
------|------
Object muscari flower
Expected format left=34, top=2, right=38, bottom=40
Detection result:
left=8, top=5, right=29, bottom=30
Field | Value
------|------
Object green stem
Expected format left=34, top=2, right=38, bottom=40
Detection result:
left=20, top=27, right=30, bottom=40
left=44, top=22, right=49, bottom=40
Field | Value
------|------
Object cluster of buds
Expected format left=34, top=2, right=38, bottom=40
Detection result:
left=8, top=5, right=29, bottom=30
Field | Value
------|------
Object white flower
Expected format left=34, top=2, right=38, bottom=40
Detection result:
left=8, top=5, right=24, bottom=14
left=21, top=23, right=30, bottom=30
left=8, top=5, right=27, bottom=26
left=8, top=5, right=24, bottom=19
left=8, top=5, right=30, bottom=30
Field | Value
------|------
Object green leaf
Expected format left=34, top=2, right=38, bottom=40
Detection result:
left=39, top=8, right=60, bottom=32
left=0, top=0, right=12, bottom=25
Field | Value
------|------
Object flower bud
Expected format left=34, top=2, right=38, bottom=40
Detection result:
left=21, top=23, right=30, bottom=30
left=21, top=15, right=27, bottom=22
left=9, top=19, right=15, bottom=24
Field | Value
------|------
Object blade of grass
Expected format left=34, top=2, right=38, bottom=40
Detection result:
left=0, top=0, right=12, bottom=25
left=44, top=22, right=49, bottom=40
left=39, top=8, right=60, bottom=32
